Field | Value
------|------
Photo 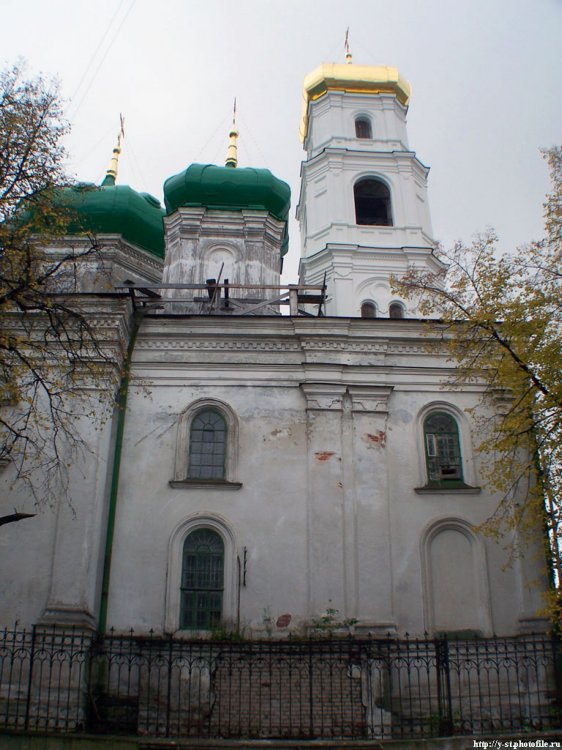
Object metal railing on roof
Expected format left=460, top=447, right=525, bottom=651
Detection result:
left=115, top=279, right=327, bottom=317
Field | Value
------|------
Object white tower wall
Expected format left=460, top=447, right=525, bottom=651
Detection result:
left=298, top=74, right=445, bottom=318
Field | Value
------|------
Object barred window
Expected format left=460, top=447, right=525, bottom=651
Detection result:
left=424, top=412, right=463, bottom=483
left=188, top=409, right=226, bottom=479
left=180, top=529, right=224, bottom=630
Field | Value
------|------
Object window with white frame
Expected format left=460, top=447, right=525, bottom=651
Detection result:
left=171, top=399, right=241, bottom=488
left=164, top=517, right=237, bottom=633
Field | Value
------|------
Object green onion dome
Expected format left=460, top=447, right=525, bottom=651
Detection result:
left=163, top=163, right=291, bottom=255
left=58, top=181, right=165, bottom=258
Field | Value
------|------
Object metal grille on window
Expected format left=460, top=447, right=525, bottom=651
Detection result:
left=424, top=412, right=463, bottom=482
left=180, top=529, right=224, bottom=629
left=188, top=409, right=226, bottom=479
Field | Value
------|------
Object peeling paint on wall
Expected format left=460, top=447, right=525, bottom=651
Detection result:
left=315, top=451, right=336, bottom=461
left=269, top=428, right=292, bottom=439
left=363, top=431, right=386, bottom=448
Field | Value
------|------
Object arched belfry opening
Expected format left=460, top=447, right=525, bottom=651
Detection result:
left=354, top=178, right=392, bottom=226
left=361, top=301, right=376, bottom=318
left=355, top=117, right=372, bottom=139
left=389, top=302, right=405, bottom=319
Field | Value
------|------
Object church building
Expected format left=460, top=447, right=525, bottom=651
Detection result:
left=0, top=53, right=549, bottom=640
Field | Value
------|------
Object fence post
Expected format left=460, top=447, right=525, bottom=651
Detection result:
left=552, top=633, right=562, bottom=726
left=308, top=639, right=314, bottom=737
left=84, top=629, right=97, bottom=732
left=23, top=625, right=37, bottom=731
left=166, top=635, right=173, bottom=737
left=434, top=636, right=453, bottom=736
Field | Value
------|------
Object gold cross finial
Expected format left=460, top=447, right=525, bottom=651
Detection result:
left=225, top=97, right=239, bottom=168
left=102, top=114, right=125, bottom=186
left=345, top=28, right=353, bottom=64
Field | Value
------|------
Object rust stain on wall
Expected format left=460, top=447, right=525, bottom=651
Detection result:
left=315, top=451, right=336, bottom=461
left=276, top=613, right=292, bottom=628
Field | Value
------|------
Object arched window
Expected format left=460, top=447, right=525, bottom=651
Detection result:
left=354, top=179, right=392, bottom=226
left=389, top=302, right=405, bottom=319
left=355, top=117, right=372, bottom=139
left=424, top=412, right=463, bottom=483
left=188, top=409, right=227, bottom=479
left=361, top=301, right=377, bottom=318
left=180, top=529, right=224, bottom=630
left=172, top=400, right=240, bottom=487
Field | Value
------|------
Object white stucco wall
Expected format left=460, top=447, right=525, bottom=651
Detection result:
left=297, top=84, right=445, bottom=318
left=0, top=313, right=548, bottom=637
left=100, top=316, right=548, bottom=638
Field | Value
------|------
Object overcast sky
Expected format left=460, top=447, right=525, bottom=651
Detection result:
left=2, top=0, right=561, bottom=281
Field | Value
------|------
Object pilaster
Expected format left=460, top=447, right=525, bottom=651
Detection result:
left=301, top=383, right=346, bottom=617
left=300, top=382, right=396, bottom=631
left=348, top=387, right=396, bottom=633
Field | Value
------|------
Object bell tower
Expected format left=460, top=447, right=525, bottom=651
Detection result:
left=297, top=56, right=444, bottom=317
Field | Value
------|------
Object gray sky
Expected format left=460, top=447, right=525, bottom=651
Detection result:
left=2, top=0, right=561, bottom=281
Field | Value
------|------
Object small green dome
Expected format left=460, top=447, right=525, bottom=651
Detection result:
left=58, top=183, right=165, bottom=258
left=163, top=163, right=291, bottom=255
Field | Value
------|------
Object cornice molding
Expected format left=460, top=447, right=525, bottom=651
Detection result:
left=134, top=333, right=435, bottom=357
left=301, top=339, right=387, bottom=354
left=136, top=339, right=301, bottom=353
left=57, top=235, right=164, bottom=274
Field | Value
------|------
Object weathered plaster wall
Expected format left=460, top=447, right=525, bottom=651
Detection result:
left=103, top=316, right=548, bottom=637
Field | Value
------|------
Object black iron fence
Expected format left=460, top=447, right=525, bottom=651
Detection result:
left=1, top=626, right=560, bottom=740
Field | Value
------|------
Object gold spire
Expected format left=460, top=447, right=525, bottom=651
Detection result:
left=344, top=27, right=352, bottom=64
left=103, top=114, right=125, bottom=186
left=225, top=98, right=238, bottom=168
